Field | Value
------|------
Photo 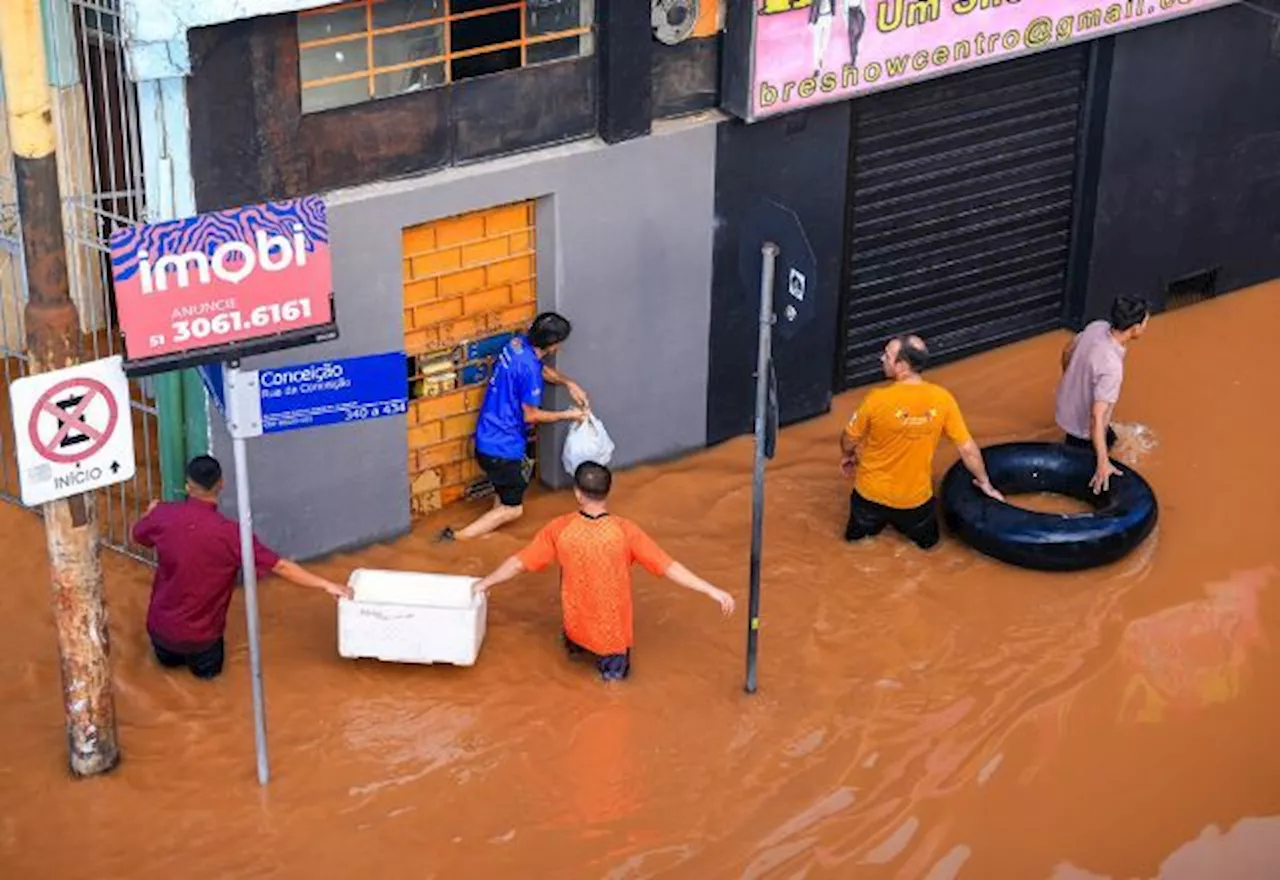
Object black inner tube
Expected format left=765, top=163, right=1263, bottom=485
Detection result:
left=983, top=445, right=1108, bottom=508
left=940, top=442, right=1158, bottom=572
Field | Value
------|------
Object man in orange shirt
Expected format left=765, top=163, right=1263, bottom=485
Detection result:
left=839, top=335, right=1004, bottom=549
left=474, top=462, right=734, bottom=681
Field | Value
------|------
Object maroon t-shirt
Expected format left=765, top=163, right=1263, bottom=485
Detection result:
left=133, top=498, right=281, bottom=652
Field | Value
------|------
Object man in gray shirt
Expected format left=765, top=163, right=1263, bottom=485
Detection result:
left=1055, top=295, right=1150, bottom=494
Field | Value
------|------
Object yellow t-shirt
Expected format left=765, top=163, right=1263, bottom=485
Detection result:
left=843, top=381, right=972, bottom=510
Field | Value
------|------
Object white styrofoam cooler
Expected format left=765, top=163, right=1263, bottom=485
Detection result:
left=338, top=568, right=486, bottom=666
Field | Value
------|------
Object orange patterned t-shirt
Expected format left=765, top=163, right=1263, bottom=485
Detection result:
left=516, top=513, right=674, bottom=656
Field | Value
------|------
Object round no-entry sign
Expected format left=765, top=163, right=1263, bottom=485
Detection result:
left=27, top=376, right=120, bottom=465
left=8, top=355, right=136, bottom=508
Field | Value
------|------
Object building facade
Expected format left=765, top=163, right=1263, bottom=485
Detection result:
left=78, top=0, right=1280, bottom=559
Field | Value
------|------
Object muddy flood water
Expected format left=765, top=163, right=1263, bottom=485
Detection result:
left=3, top=284, right=1279, bottom=879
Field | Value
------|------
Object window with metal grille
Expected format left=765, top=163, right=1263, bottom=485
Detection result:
left=297, top=0, right=595, bottom=115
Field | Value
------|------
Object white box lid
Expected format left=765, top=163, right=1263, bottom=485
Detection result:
left=346, top=568, right=480, bottom=609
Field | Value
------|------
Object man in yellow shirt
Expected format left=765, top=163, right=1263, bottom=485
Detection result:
left=839, top=335, right=1004, bottom=549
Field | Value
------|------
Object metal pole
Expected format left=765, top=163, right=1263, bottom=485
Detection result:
left=745, top=242, right=777, bottom=695
left=228, top=365, right=270, bottom=785
left=0, top=0, right=119, bottom=774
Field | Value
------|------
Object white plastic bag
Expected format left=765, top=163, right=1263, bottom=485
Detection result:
left=562, top=413, right=615, bottom=476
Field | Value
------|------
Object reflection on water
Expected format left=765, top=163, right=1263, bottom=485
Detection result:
left=1120, top=566, right=1274, bottom=724
left=1, top=285, right=1279, bottom=878
left=1008, top=492, right=1095, bottom=516
left=1055, top=814, right=1280, bottom=880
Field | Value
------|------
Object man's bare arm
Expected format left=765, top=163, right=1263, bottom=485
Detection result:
left=522, top=403, right=585, bottom=425
left=664, top=562, right=735, bottom=615
left=475, top=556, right=527, bottom=594
left=957, top=439, right=1004, bottom=502
left=1088, top=401, right=1122, bottom=494
left=272, top=559, right=353, bottom=599
left=541, top=364, right=589, bottom=407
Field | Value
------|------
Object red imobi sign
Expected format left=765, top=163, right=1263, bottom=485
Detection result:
left=109, top=196, right=338, bottom=375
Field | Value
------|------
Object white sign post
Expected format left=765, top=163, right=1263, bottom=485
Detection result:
left=222, top=363, right=270, bottom=786
left=9, top=355, right=137, bottom=507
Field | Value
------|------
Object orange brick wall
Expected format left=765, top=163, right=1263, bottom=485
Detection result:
left=403, top=201, right=539, bottom=517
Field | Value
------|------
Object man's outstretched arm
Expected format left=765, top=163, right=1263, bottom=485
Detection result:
left=272, top=559, right=353, bottom=599
left=664, top=562, right=735, bottom=615
left=474, top=556, right=527, bottom=594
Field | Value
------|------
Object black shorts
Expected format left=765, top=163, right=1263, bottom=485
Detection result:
left=152, top=636, right=225, bottom=679
left=477, top=452, right=531, bottom=507
left=845, top=490, right=941, bottom=550
left=1064, top=427, right=1118, bottom=450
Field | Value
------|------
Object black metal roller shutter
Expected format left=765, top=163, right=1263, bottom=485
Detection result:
left=838, top=45, right=1089, bottom=389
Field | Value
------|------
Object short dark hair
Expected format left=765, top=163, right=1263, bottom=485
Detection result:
left=1110, top=295, right=1150, bottom=332
left=893, top=335, right=930, bottom=372
left=529, top=312, right=572, bottom=350
left=186, top=455, right=222, bottom=491
left=574, top=461, right=612, bottom=501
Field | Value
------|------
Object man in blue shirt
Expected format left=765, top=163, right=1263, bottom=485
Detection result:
left=438, top=312, right=588, bottom=542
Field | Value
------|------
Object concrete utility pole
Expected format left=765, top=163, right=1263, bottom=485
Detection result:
left=0, top=0, right=119, bottom=775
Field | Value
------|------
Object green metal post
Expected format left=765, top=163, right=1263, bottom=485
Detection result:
left=181, top=368, right=208, bottom=460
left=155, top=373, right=187, bottom=500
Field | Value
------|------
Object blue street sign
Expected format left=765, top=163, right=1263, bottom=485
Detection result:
left=258, top=351, right=408, bottom=434
left=199, top=363, right=226, bottom=415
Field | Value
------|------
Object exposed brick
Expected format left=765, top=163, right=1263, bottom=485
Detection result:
left=435, top=213, right=487, bottom=248
left=415, top=391, right=468, bottom=423
left=404, top=278, right=440, bottom=308
left=508, top=231, right=533, bottom=253
left=402, top=200, right=541, bottom=520
left=405, top=328, right=434, bottom=353
left=407, top=420, right=444, bottom=447
left=485, top=203, right=532, bottom=236
left=443, top=412, right=479, bottom=440
left=461, top=237, right=509, bottom=268
left=411, top=249, right=462, bottom=280
left=464, top=387, right=488, bottom=411
left=511, top=279, right=535, bottom=304
left=438, top=461, right=465, bottom=488
left=405, top=325, right=440, bottom=354
left=414, top=297, right=464, bottom=328
left=402, top=224, right=436, bottom=254
left=487, top=255, right=534, bottom=287
left=460, top=458, right=484, bottom=483
left=423, top=438, right=468, bottom=468
left=493, top=302, right=537, bottom=331
left=437, top=314, right=489, bottom=346
left=463, top=285, right=512, bottom=316
left=439, top=267, right=487, bottom=298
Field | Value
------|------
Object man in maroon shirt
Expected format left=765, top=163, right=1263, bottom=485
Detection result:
left=133, top=455, right=351, bottom=679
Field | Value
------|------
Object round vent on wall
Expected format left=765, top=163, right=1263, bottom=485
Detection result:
left=652, top=0, right=700, bottom=46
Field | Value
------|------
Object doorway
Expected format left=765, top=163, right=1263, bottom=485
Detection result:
left=401, top=199, right=539, bottom=517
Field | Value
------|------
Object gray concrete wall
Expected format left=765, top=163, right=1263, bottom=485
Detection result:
left=211, top=116, right=719, bottom=560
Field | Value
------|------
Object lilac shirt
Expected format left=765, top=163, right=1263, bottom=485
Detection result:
left=1055, top=320, right=1126, bottom=441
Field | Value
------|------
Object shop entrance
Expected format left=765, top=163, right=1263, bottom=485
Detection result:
left=837, top=45, right=1090, bottom=389
left=401, top=200, right=538, bottom=518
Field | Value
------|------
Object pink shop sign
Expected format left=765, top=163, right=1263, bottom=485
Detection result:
left=723, top=0, right=1239, bottom=122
